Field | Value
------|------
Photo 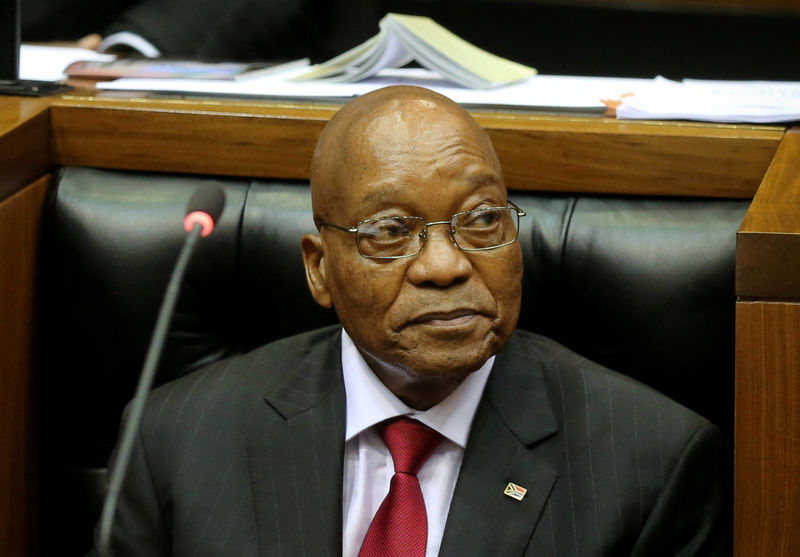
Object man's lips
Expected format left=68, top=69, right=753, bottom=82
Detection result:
left=409, top=309, right=484, bottom=326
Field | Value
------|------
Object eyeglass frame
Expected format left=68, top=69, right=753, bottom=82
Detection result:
left=317, top=201, right=527, bottom=260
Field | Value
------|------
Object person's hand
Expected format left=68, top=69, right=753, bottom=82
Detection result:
left=76, top=34, right=103, bottom=50
left=30, top=33, right=103, bottom=50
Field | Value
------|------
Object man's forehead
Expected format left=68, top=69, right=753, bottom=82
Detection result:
left=358, top=167, right=502, bottom=204
left=311, top=87, right=502, bottom=212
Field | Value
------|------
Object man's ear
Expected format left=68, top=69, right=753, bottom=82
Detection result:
left=301, top=233, right=332, bottom=308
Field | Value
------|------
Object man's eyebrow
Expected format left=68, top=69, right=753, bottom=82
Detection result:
left=466, top=172, right=502, bottom=188
left=362, top=183, right=406, bottom=206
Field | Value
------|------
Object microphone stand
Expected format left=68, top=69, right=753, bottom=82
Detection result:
left=96, top=222, right=203, bottom=557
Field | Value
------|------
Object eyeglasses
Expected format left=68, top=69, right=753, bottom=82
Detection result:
left=318, top=202, right=526, bottom=259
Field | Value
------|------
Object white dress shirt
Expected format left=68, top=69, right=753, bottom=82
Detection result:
left=340, top=329, right=493, bottom=557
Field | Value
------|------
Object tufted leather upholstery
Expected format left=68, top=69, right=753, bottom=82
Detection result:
left=34, top=166, right=747, bottom=554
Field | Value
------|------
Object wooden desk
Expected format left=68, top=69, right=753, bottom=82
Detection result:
left=735, top=129, right=800, bottom=556
left=0, top=92, right=796, bottom=556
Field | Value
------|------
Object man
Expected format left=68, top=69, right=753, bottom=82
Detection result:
left=93, top=85, right=729, bottom=556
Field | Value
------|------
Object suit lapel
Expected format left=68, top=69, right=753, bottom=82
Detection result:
left=246, top=330, right=346, bottom=557
left=439, top=334, right=559, bottom=557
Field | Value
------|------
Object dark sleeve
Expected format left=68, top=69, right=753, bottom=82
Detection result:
left=102, top=0, right=334, bottom=60
left=87, top=413, right=170, bottom=557
left=22, top=0, right=132, bottom=41
left=630, top=423, right=732, bottom=557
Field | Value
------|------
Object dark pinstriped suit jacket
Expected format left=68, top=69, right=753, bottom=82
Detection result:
left=95, top=326, right=729, bottom=556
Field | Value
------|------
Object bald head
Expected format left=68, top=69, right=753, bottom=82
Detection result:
left=310, top=86, right=502, bottom=224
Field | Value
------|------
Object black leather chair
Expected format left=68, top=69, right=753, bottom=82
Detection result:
left=34, top=166, right=747, bottom=555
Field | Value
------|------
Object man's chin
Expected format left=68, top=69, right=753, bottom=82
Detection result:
left=395, top=335, right=499, bottom=379
left=357, top=330, right=503, bottom=409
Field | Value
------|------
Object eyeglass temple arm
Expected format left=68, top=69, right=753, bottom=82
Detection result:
left=318, top=219, right=358, bottom=233
left=508, top=200, right=526, bottom=217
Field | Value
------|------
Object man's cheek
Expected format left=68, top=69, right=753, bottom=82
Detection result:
left=335, top=270, right=386, bottom=317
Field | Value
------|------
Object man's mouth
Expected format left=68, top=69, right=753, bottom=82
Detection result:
left=411, top=309, right=481, bottom=327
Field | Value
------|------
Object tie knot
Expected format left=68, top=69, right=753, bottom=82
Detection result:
left=379, top=417, right=444, bottom=476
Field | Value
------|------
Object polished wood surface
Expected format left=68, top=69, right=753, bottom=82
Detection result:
left=481, top=116, right=779, bottom=198
left=737, top=129, right=800, bottom=299
left=735, top=301, right=800, bottom=556
left=0, top=98, right=50, bottom=202
left=48, top=94, right=782, bottom=198
left=49, top=96, right=335, bottom=182
left=0, top=175, right=50, bottom=557
left=0, top=98, right=52, bottom=556
left=734, top=124, right=800, bottom=555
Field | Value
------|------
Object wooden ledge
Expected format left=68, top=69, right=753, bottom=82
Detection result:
left=47, top=94, right=783, bottom=198
left=0, top=97, right=51, bottom=202
left=737, top=128, right=800, bottom=299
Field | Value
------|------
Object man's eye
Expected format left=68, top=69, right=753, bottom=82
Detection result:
left=462, top=210, right=501, bottom=229
left=361, top=219, right=411, bottom=243
left=380, top=221, right=409, bottom=238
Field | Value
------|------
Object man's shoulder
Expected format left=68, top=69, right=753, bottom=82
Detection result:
left=496, top=333, right=730, bottom=556
left=503, top=329, right=712, bottom=430
left=498, top=329, right=726, bottom=493
left=145, top=325, right=341, bottom=416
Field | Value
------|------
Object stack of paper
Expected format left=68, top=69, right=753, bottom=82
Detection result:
left=616, top=77, right=800, bottom=123
left=20, top=44, right=115, bottom=82
left=64, top=57, right=308, bottom=80
left=291, top=13, right=536, bottom=89
left=97, top=66, right=655, bottom=112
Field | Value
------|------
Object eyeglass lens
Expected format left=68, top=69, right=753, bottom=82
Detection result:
left=356, top=207, right=519, bottom=258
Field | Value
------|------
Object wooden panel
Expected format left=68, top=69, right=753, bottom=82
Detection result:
left=48, top=95, right=782, bottom=198
left=737, top=232, right=800, bottom=299
left=0, top=98, right=50, bottom=202
left=737, top=129, right=800, bottom=298
left=0, top=175, right=50, bottom=557
left=482, top=118, right=779, bottom=197
left=735, top=301, right=800, bottom=557
left=49, top=98, right=336, bottom=180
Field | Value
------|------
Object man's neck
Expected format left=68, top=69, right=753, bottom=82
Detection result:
left=340, top=328, right=494, bottom=446
left=358, top=350, right=475, bottom=410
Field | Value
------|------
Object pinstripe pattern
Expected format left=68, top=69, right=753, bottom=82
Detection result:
left=440, top=330, right=728, bottom=556
left=94, top=326, right=728, bottom=556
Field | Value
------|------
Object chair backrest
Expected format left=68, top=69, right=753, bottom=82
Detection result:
left=34, top=166, right=748, bottom=554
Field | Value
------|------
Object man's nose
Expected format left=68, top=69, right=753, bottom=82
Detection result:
left=406, top=224, right=472, bottom=286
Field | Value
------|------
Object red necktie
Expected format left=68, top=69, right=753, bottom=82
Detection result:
left=358, top=417, right=444, bottom=557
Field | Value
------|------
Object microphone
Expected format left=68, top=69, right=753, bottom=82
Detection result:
left=184, top=183, right=225, bottom=237
left=97, top=184, right=226, bottom=557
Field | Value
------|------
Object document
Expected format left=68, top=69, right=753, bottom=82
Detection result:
left=615, top=76, right=800, bottom=123
left=291, top=13, right=536, bottom=89
left=97, top=66, right=653, bottom=111
left=65, top=57, right=308, bottom=81
left=94, top=63, right=800, bottom=123
left=20, top=44, right=115, bottom=82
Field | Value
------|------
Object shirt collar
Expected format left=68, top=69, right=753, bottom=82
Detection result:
left=341, top=328, right=493, bottom=448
